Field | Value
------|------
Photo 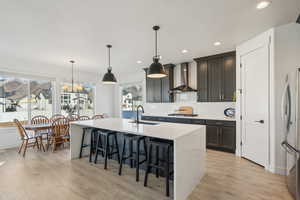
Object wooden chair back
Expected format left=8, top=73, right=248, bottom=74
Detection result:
left=14, top=119, right=28, bottom=139
left=67, top=114, right=79, bottom=121
left=92, top=115, right=104, bottom=120
left=50, top=114, right=65, bottom=122
left=79, top=116, right=90, bottom=121
left=31, top=115, right=49, bottom=125
left=51, top=118, right=69, bottom=137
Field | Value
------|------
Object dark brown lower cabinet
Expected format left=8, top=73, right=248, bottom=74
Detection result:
left=206, top=125, right=219, bottom=147
left=206, top=123, right=236, bottom=153
left=141, top=115, right=236, bottom=153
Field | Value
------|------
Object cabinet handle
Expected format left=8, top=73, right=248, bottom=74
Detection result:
left=254, top=120, right=264, bottom=124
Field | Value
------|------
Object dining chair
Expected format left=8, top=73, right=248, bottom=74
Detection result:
left=50, top=114, right=65, bottom=122
left=92, top=115, right=104, bottom=120
left=14, top=119, right=41, bottom=157
left=67, top=114, right=80, bottom=121
left=50, top=117, right=70, bottom=152
left=31, top=115, right=50, bottom=150
left=79, top=116, right=90, bottom=121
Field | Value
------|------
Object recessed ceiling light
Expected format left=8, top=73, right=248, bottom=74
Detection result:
left=137, top=60, right=142, bottom=64
left=214, top=42, right=221, bottom=46
left=256, top=1, right=271, bottom=10
left=181, top=49, right=188, bottom=54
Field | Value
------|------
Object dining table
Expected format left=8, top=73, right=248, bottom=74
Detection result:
left=23, top=123, right=53, bottom=151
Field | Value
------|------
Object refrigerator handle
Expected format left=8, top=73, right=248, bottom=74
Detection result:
left=281, top=140, right=299, bottom=155
left=281, top=82, right=292, bottom=131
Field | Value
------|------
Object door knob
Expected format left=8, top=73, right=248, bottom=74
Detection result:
left=255, top=120, right=264, bottom=124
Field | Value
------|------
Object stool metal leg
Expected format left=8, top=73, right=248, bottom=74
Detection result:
left=136, top=139, right=140, bottom=182
left=89, top=129, right=95, bottom=163
left=114, top=133, right=120, bottom=164
left=104, top=135, right=109, bottom=169
left=94, top=133, right=101, bottom=164
left=118, top=137, right=126, bottom=176
left=144, top=143, right=152, bottom=187
left=79, top=129, right=86, bottom=158
left=155, top=145, right=159, bottom=178
left=143, top=138, right=148, bottom=161
left=165, top=146, right=170, bottom=197
left=129, top=139, right=133, bottom=168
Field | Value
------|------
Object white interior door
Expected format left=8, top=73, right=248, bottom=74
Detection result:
left=241, top=45, right=269, bottom=167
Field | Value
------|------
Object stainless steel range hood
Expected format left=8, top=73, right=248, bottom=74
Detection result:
left=170, top=62, right=197, bottom=93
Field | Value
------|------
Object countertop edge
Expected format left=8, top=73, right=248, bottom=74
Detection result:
left=142, top=114, right=236, bottom=122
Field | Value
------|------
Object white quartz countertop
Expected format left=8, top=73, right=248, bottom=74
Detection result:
left=71, top=118, right=204, bottom=140
left=142, top=114, right=236, bottom=121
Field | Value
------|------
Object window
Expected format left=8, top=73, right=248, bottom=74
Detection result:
left=60, top=83, right=94, bottom=117
left=0, top=74, right=54, bottom=125
left=121, top=83, right=143, bottom=119
left=30, top=80, right=53, bottom=118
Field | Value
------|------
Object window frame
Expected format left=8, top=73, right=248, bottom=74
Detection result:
left=0, top=71, right=56, bottom=127
left=119, top=81, right=144, bottom=118
left=59, top=82, right=95, bottom=117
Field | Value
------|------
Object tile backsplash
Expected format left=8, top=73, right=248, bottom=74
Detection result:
left=144, top=102, right=236, bottom=119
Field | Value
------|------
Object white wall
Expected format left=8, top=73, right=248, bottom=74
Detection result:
left=0, top=62, right=115, bottom=149
left=236, top=23, right=300, bottom=175
left=114, top=61, right=236, bottom=119
left=95, top=83, right=115, bottom=117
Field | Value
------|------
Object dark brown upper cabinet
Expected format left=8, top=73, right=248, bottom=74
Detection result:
left=144, top=64, right=175, bottom=103
left=194, top=51, right=236, bottom=102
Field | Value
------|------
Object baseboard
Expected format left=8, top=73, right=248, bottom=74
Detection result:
left=0, top=143, right=19, bottom=150
left=268, top=165, right=286, bottom=175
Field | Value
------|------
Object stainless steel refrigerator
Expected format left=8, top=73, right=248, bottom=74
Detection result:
left=281, top=68, right=300, bottom=200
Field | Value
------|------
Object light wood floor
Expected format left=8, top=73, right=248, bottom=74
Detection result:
left=0, top=148, right=293, bottom=200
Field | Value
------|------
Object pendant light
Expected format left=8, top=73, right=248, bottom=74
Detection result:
left=62, top=60, right=81, bottom=93
left=102, top=44, right=117, bottom=84
left=75, top=61, right=83, bottom=92
left=62, top=60, right=76, bottom=92
left=147, top=25, right=166, bottom=78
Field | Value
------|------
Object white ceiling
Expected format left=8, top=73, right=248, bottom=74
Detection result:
left=0, top=0, right=299, bottom=75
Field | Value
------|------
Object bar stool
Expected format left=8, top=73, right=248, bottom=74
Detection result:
left=118, top=134, right=147, bottom=182
left=79, top=127, right=93, bottom=159
left=94, top=130, right=120, bottom=169
left=144, top=138, right=173, bottom=197
left=78, top=116, right=91, bottom=158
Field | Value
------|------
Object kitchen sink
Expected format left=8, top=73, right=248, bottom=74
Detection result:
left=129, top=120, right=159, bottom=125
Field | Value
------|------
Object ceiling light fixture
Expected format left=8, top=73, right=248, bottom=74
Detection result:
left=147, top=25, right=167, bottom=79
left=181, top=49, right=188, bottom=54
left=256, top=1, right=271, bottom=10
left=102, top=44, right=117, bottom=84
left=214, top=42, right=221, bottom=46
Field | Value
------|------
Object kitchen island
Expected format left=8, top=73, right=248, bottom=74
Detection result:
left=70, top=118, right=206, bottom=200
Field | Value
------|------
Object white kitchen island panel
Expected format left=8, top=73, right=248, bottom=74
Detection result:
left=174, top=126, right=206, bottom=200
left=70, top=118, right=206, bottom=200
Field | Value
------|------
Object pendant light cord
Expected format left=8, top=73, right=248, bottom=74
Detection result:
left=71, top=61, right=74, bottom=92
left=108, top=47, right=110, bottom=68
left=155, top=29, right=157, bottom=57
left=107, top=45, right=112, bottom=70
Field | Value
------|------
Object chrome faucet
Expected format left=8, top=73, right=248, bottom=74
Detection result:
left=136, top=105, right=144, bottom=124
